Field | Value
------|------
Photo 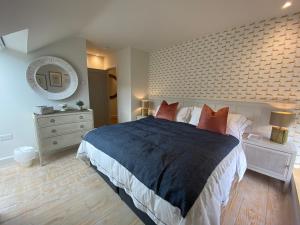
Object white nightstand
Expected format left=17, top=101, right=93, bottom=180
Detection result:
left=136, top=115, right=147, bottom=120
left=243, top=134, right=297, bottom=187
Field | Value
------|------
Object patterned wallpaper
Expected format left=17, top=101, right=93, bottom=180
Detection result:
left=149, top=12, right=300, bottom=160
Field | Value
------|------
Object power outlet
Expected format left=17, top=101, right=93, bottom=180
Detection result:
left=0, top=133, right=13, bottom=141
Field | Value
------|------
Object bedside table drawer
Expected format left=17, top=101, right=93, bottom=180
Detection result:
left=244, top=143, right=291, bottom=180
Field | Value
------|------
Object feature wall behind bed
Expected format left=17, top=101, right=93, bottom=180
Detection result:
left=148, top=12, right=300, bottom=164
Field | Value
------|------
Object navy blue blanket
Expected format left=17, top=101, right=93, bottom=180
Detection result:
left=84, top=116, right=239, bottom=217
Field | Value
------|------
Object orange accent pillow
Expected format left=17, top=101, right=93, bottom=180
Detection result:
left=197, top=104, right=229, bottom=135
left=156, top=100, right=179, bottom=121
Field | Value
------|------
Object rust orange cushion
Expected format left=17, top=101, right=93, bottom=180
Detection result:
left=156, top=100, right=179, bottom=121
left=197, top=104, right=229, bottom=134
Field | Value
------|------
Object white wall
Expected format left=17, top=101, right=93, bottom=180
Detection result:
left=87, top=54, right=104, bottom=70
left=86, top=41, right=117, bottom=70
left=104, top=51, right=117, bottom=69
left=116, top=47, right=149, bottom=122
left=117, top=47, right=132, bottom=123
left=131, top=48, right=149, bottom=120
left=0, top=37, right=89, bottom=161
left=148, top=13, right=300, bottom=164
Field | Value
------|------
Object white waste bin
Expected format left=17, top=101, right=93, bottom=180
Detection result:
left=14, top=146, right=36, bottom=167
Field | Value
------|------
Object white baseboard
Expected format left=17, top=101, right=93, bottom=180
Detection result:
left=291, top=176, right=300, bottom=225
left=0, top=155, right=14, bottom=167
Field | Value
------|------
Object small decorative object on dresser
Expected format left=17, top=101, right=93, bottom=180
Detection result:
left=33, top=106, right=54, bottom=115
left=58, top=103, right=68, bottom=111
left=269, top=111, right=295, bottom=144
left=76, top=100, right=84, bottom=110
left=33, top=110, right=94, bottom=165
left=243, top=134, right=296, bottom=188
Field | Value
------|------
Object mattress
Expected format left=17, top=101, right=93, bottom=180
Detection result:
left=77, top=119, right=246, bottom=225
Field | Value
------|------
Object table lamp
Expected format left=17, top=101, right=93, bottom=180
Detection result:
left=141, top=99, right=150, bottom=116
left=269, top=111, right=295, bottom=144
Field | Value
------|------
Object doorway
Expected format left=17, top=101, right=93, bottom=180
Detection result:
left=88, top=68, right=118, bottom=128
left=107, top=68, right=118, bottom=124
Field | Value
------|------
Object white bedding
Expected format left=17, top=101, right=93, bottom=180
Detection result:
left=77, top=140, right=246, bottom=225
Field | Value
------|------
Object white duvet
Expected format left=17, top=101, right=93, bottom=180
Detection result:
left=77, top=140, right=246, bottom=225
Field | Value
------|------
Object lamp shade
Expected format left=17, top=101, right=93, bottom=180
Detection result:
left=269, top=111, right=295, bottom=128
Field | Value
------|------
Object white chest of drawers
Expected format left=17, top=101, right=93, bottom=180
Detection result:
left=242, top=136, right=297, bottom=187
left=33, top=110, right=94, bottom=165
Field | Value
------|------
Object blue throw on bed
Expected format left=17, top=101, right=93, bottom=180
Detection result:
left=84, top=116, right=239, bottom=217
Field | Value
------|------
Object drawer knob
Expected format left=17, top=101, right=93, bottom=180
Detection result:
left=51, top=129, right=57, bottom=133
left=80, top=125, right=84, bottom=128
left=50, top=119, right=55, bottom=123
left=79, top=116, right=84, bottom=119
left=53, top=141, right=58, bottom=145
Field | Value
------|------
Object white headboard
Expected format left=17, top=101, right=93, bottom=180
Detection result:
left=149, top=97, right=297, bottom=138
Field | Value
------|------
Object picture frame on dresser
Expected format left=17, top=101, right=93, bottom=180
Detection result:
left=33, top=109, right=94, bottom=166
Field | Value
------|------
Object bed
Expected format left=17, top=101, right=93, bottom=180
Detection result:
left=77, top=115, right=247, bottom=225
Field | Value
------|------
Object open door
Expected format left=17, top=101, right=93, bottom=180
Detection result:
left=107, top=68, right=118, bottom=124
left=88, top=67, right=118, bottom=128
left=88, top=68, right=109, bottom=128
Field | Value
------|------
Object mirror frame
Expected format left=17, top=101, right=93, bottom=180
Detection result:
left=26, top=56, right=78, bottom=100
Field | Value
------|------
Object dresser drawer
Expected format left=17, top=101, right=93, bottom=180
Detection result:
left=244, top=143, right=291, bottom=180
left=39, top=122, right=93, bottom=138
left=41, top=131, right=86, bottom=152
left=37, top=113, right=93, bottom=128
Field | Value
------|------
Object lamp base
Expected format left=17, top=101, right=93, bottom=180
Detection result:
left=141, top=108, right=148, bottom=116
left=270, top=126, right=288, bottom=144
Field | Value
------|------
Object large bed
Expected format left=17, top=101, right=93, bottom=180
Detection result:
left=77, top=114, right=247, bottom=225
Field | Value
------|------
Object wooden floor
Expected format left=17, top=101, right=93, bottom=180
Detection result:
left=0, top=149, right=293, bottom=225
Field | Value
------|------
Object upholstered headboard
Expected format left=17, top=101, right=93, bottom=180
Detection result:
left=149, top=97, right=297, bottom=138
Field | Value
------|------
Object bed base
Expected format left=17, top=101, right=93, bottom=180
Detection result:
left=91, top=165, right=156, bottom=225
left=92, top=164, right=240, bottom=225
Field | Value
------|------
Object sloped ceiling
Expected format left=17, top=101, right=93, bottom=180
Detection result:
left=1, top=0, right=299, bottom=52
left=0, top=0, right=109, bottom=52
left=2, top=29, right=28, bottom=53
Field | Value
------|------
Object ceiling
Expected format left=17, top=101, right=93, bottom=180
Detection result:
left=0, top=0, right=109, bottom=52
left=1, top=0, right=299, bottom=53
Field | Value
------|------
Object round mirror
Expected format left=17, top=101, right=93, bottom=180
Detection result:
left=26, top=56, right=78, bottom=100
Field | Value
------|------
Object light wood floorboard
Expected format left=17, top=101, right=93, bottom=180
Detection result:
left=0, top=149, right=293, bottom=225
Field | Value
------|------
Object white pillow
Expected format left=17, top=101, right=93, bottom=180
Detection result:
left=176, top=107, right=193, bottom=123
left=226, top=113, right=252, bottom=140
left=227, top=113, right=247, bottom=127
left=153, top=105, right=160, bottom=116
left=189, top=106, right=202, bottom=126
left=189, top=107, right=251, bottom=139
